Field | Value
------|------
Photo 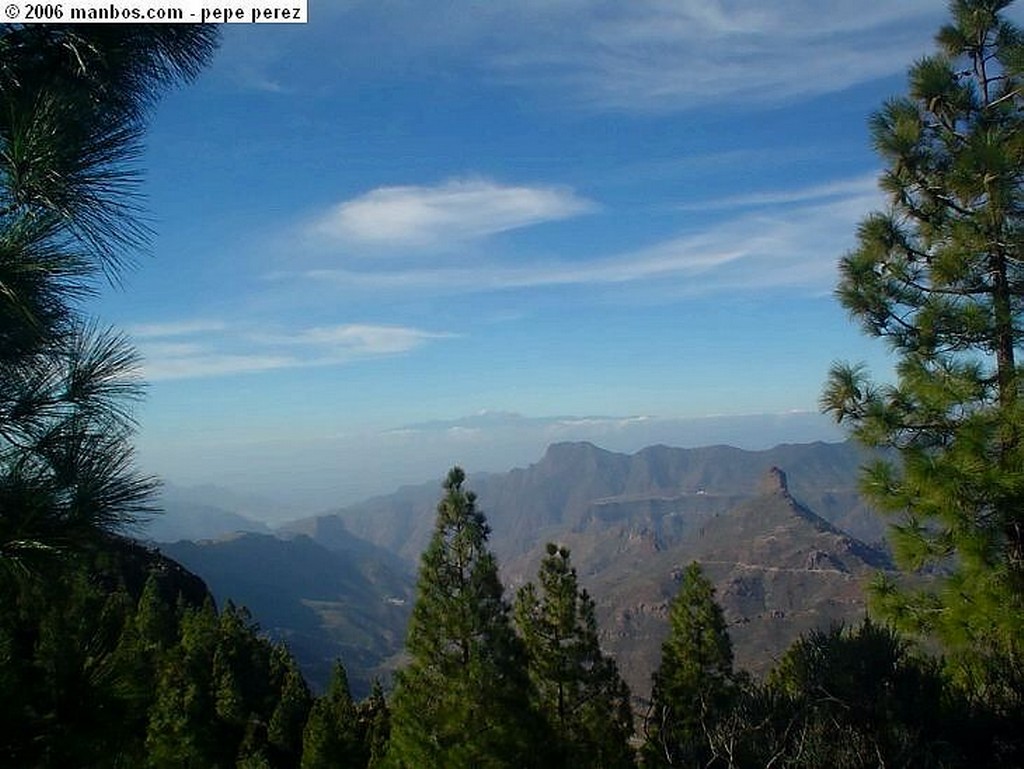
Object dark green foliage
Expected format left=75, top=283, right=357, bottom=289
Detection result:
left=766, top=621, right=960, bottom=767
left=820, top=0, right=1024, bottom=703
left=0, top=21, right=356, bottom=769
left=515, top=543, right=635, bottom=768
left=301, top=661, right=365, bottom=769
left=145, top=598, right=222, bottom=767
left=387, top=467, right=547, bottom=769
left=357, top=681, right=390, bottom=769
left=0, top=24, right=219, bottom=274
left=298, top=664, right=388, bottom=768
left=270, top=649, right=314, bottom=762
left=704, top=621, right=1005, bottom=768
left=147, top=599, right=313, bottom=768
left=0, top=544, right=317, bottom=768
left=0, top=24, right=217, bottom=571
left=0, top=543, right=202, bottom=766
left=160, top=527, right=414, bottom=699
left=642, top=562, right=735, bottom=768
left=0, top=565, right=139, bottom=766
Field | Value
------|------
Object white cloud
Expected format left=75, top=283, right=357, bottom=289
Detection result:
left=311, top=178, right=595, bottom=247
left=281, top=0, right=956, bottom=112
left=135, top=322, right=454, bottom=381
left=446, top=426, right=483, bottom=440
left=214, top=2, right=1024, bottom=112
left=550, top=416, right=654, bottom=431
left=128, top=319, right=227, bottom=339
left=512, top=1, right=942, bottom=110
left=141, top=342, right=206, bottom=358
left=288, top=174, right=882, bottom=298
left=677, top=175, right=880, bottom=212
left=144, top=354, right=296, bottom=381
left=288, top=324, right=456, bottom=354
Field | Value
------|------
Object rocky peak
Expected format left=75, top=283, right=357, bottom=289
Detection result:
left=760, top=466, right=789, bottom=496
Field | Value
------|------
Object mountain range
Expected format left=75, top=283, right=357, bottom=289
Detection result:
left=141, top=483, right=274, bottom=542
left=152, top=439, right=891, bottom=700
left=328, top=439, right=887, bottom=561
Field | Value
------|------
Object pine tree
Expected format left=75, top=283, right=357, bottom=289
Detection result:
left=268, top=648, right=313, bottom=766
left=821, top=0, right=1024, bottom=703
left=357, top=680, right=390, bottom=769
left=145, top=598, right=221, bottom=768
left=144, top=596, right=312, bottom=768
left=0, top=25, right=218, bottom=571
left=301, top=660, right=364, bottom=769
left=763, top=621, right=961, bottom=767
left=13, top=568, right=138, bottom=766
left=515, top=543, right=634, bottom=768
left=642, top=562, right=735, bottom=768
left=135, top=571, right=179, bottom=653
left=386, top=467, right=546, bottom=769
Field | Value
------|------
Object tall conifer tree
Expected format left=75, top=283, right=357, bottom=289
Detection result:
left=821, top=0, right=1024, bottom=701
left=268, top=649, right=312, bottom=765
left=515, top=543, right=634, bottom=768
left=643, top=562, right=735, bottom=768
left=301, top=661, right=364, bottom=769
left=386, top=467, right=545, bottom=769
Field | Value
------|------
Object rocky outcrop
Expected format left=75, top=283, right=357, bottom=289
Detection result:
left=760, top=466, right=789, bottom=496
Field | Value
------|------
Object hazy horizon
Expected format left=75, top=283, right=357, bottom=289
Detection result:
left=148, top=409, right=846, bottom=521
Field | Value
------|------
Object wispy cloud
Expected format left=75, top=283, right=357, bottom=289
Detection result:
left=496, top=1, right=944, bottom=110
left=144, top=354, right=296, bottom=382
left=260, top=324, right=457, bottom=355
left=212, top=26, right=297, bottom=93
left=128, top=320, right=227, bottom=339
left=213, top=2, right=1024, bottom=113
left=283, top=174, right=882, bottom=298
left=270, top=1, right=955, bottom=112
left=676, top=175, right=880, bottom=212
left=134, top=321, right=455, bottom=381
left=310, top=178, right=595, bottom=248
left=294, top=243, right=742, bottom=293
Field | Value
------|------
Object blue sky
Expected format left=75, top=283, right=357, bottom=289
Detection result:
left=94, top=1, right=1011, bottom=515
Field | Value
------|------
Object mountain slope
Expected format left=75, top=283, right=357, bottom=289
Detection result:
left=141, top=484, right=272, bottom=543
left=160, top=527, right=414, bottom=697
left=552, top=467, right=890, bottom=697
left=280, top=440, right=891, bottom=698
left=325, top=440, right=885, bottom=566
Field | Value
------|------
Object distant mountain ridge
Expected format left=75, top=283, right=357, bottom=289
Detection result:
left=282, top=439, right=891, bottom=697
left=159, top=439, right=891, bottom=702
left=329, top=439, right=885, bottom=563
left=141, top=484, right=273, bottom=543
left=557, top=465, right=890, bottom=694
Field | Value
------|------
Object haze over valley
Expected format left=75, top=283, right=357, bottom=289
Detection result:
left=149, top=437, right=887, bottom=699
left=149, top=410, right=847, bottom=518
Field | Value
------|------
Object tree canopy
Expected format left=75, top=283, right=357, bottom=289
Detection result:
left=515, top=543, right=634, bottom=768
left=821, top=0, right=1024, bottom=703
left=0, top=24, right=218, bottom=570
left=642, top=562, right=736, bottom=768
left=386, top=467, right=547, bottom=768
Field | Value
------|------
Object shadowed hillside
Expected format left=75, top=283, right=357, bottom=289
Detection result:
left=160, top=524, right=414, bottom=697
